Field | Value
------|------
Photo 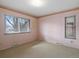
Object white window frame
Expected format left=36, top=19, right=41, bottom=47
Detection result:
left=4, top=15, right=30, bottom=34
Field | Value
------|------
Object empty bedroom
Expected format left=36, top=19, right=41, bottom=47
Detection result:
left=0, top=0, right=79, bottom=58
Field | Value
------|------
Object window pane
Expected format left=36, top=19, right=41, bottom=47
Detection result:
left=65, top=16, right=76, bottom=39
left=18, top=18, right=30, bottom=32
left=13, top=18, right=18, bottom=32
left=5, top=15, right=14, bottom=33
left=5, top=15, right=18, bottom=33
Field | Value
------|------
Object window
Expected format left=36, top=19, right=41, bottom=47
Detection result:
left=4, top=15, right=30, bottom=34
left=65, top=16, right=76, bottom=39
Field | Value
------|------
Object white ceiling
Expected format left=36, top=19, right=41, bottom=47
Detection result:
left=0, top=0, right=79, bottom=17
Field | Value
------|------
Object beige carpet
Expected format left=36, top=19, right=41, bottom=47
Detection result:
left=0, top=41, right=79, bottom=58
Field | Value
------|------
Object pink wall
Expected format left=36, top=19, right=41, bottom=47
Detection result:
left=0, top=8, right=38, bottom=50
left=0, top=7, right=79, bottom=50
left=38, top=9, right=79, bottom=49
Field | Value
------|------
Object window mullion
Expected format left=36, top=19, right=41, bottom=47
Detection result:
left=18, top=19, right=20, bottom=33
